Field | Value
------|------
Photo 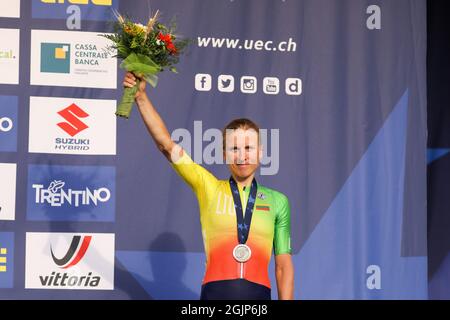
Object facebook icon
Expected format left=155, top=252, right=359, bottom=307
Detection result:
left=195, top=74, right=212, bottom=91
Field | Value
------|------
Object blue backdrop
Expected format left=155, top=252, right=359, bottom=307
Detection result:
left=0, top=0, right=427, bottom=299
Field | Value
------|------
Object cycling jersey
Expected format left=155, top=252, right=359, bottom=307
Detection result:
left=171, top=151, right=291, bottom=289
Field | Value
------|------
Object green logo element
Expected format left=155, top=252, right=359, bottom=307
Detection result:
left=40, top=43, right=70, bottom=73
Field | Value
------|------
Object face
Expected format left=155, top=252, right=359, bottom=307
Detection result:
left=224, top=128, right=262, bottom=182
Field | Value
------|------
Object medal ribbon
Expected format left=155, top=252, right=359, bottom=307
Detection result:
left=229, top=176, right=257, bottom=244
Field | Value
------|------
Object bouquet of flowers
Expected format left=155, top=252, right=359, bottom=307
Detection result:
left=103, top=10, right=189, bottom=118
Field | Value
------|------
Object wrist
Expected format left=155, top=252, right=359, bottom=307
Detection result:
left=135, top=93, right=148, bottom=105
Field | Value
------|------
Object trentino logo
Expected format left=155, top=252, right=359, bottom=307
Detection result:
left=27, top=164, right=116, bottom=222
left=32, top=180, right=111, bottom=208
left=57, top=103, right=89, bottom=137
left=41, top=43, right=70, bottom=73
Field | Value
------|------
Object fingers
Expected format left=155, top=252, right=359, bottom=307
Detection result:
left=123, top=72, right=137, bottom=88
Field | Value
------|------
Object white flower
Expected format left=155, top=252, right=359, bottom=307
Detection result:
left=135, top=23, right=147, bottom=32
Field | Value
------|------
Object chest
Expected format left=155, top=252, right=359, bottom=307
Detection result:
left=204, top=189, right=276, bottom=238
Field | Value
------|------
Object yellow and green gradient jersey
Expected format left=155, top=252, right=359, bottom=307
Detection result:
left=172, top=151, right=291, bottom=289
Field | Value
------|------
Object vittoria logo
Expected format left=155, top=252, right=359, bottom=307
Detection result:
left=25, top=232, right=115, bottom=290
left=51, top=235, right=91, bottom=268
left=57, top=103, right=89, bottom=137
left=41, top=235, right=99, bottom=287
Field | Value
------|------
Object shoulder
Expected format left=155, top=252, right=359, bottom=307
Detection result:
left=217, top=179, right=230, bottom=188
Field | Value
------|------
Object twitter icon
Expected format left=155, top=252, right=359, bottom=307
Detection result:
left=218, top=75, right=234, bottom=92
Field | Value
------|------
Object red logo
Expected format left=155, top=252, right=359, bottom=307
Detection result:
left=57, top=103, right=89, bottom=137
left=51, top=235, right=92, bottom=269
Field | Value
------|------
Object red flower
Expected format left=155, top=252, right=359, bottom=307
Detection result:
left=166, top=42, right=177, bottom=54
left=158, top=32, right=177, bottom=54
left=157, top=32, right=171, bottom=42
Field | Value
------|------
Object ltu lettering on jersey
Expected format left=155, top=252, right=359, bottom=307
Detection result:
left=215, top=191, right=235, bottom=215
left=171, top=120, right=280, bottom=175
left=32, top=182, right=110, bottom=207
left=41, top=0, right=112, bottom=6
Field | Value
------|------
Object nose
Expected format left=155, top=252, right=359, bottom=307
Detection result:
left=237, top=149, right=247, bottom=164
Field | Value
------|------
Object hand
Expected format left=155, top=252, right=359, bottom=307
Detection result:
left=123, top=72, right=147, bottom=100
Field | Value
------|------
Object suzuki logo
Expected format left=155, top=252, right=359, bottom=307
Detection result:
left=57, top=103, right=89, bottom=137
left=0, top=117, right=13, bottom=132
left=51, top=235, right=92, bottom=269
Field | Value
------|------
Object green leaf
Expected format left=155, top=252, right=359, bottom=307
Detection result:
left=120, top=53, right=161, bottom=86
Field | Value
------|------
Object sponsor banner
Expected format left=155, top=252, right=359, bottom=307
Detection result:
left=26, top=164, right=116, bottom=222
left=0, top=232, right=14, bottom=288
left=0, top=96, right=18, bottom=152
left=0, top=163, right=17, bottom=221
left=0, top=0, right=20, bottom=18
left=0, top=29, right=20, bottom=84
left=25, top=232, right=115, bottom=290
left=28, top=96, right=116, bottom=155
left=32, top=0, right=118, bottom=21
left=30, top=30, right=117, bottom=88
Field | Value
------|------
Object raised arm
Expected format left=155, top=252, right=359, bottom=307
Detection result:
left=123, top=72, right=182, bottom=162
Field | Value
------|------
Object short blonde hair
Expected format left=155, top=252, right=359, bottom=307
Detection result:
left=222, top=118, right=260, bottom=150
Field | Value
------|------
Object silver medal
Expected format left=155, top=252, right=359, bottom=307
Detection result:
left=233, top=244, right=252, bottom=263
